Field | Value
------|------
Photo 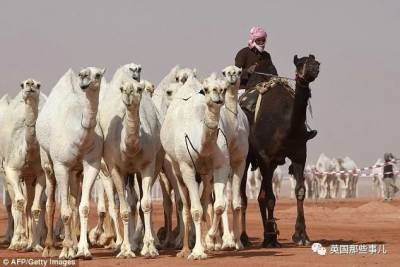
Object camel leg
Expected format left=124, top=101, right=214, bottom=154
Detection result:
left=69, top=171, right=80, bottom=251
left=290, top=160, right=311, bottom=246
left=230, top=161, right=245, bottom=250
left=29, top=173, right=45, bottom=252
left=89, top=177, right=106, bottom=247
left=240, top=159, right=251, bottom=247
left=258, top=162, right=280, bottom=248
left=102, top=173, right=122, bottom=249
left=53, top=163, right=75, bottom=259
left=112, top=168, right=135, bottom=258
left=76, top=160, right=100, bottom=259
left=180, top=165, right=207, bottom=260
left=5, top=168, right=27, bottom=251
left=158, top=171, right=174, bottom=248
left=42, top=167, right=57, bottom=257
left=140, top=163, right=158, bottom=257
left=24, top=178, right=34, bottom=251
left=131, top=175, right=142, bottom=251
left=205, top=165, right=227, bottom=251
left=171, top=162, right=191, bottom=258
left=0, top=189, right=14, bottom=245
left=163, top=155, right=185, bottom=249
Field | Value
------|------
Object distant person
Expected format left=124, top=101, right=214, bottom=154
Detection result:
left=383, top=152, right=399, bottom=201
left=235, top=26, right=317, bottom=140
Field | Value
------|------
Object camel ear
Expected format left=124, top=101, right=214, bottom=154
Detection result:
left=101, top=68, right=106, bottom=75
left=293, top=55, right=299, bottom=65
left=193, top=68, right=197, bottom=77
left=309, top=54, right=315, bottom=60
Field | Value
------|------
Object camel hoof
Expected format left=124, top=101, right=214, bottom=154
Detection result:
left=59, top=247, right=76, bottom=260
left=240, top=232, right=252, bottom=247
left=116, top=248, right=136, bottom=258
left=188, top=248, right=207, bottom=260
left=262, top=237, right=282, bottom=248
left=221, top=233, right=236, bottom=250
left=42, top=246, right=57, bottom=257
left=76, top=243, right=92, bottom=260
left=141, top=242, right=159, bottom=258
left=235, top=240, right=244, bottom=251
left=176, top=248, right=191, bottom=258
left=292, top=233, right=311, bottom=246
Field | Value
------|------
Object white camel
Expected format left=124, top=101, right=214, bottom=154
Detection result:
left=99, top=64, right=163, bottom=258
left=143, top=80, right=155, bottom=97
left=37, top=67, right=105, bottom=259
left=161, top=73, right=227, bottom=259
left=206, top=66, right=248, bottom=251
left=315, top=153, right=337, bottom=199
left=289, top=165, right=316, bottom=199
left=247, top=166, right=261, bottom=199
left=152, top=66, right=197, bottom=249
left=333, top=157, right=359, bottom=198
left=0, top=94, right=13, bottom=245
left=0, top=80, right=46, bottom=252
left=372, top=158, right=385, bottom=198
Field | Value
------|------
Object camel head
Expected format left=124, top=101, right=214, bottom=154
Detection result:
left=78, top=67, right=106, bottom=92
left=175, top=68, right=197, bottom=85
left=165, top=82, right=181, bottom=106
left=221, top=65, right=242, bottom=85
left=120, top=79, right=144, bottom=109
left=293, top=54, right=320, bottom=83
left=142, top=80, right=155, bottom=97
left=126, top=63, right=142, bottom=82
left=21, top=79, right=41, bottom=103
left=202, top=75, right=227, bottom=108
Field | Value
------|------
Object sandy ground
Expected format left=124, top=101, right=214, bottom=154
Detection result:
left=0, top=197, right=399, bottom=267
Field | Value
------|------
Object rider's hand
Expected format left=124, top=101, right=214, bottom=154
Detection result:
left=247, top=63, right=258, bottom=74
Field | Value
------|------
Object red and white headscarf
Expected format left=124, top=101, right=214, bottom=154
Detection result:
left=248, top=26, right=267, bottom=50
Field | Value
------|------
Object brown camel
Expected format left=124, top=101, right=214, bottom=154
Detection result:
left=239, top=54, right=320, bottom=247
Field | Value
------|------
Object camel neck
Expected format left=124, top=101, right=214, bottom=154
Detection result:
left=200, top=104, right=221, bottom=154
left=224, top=82, right=239, bottom=116
left=122, top=105, right=141, bottom=154
left=24, top=98, right=39, bottom=145
left=81, top=92, right=99, bottom=130
left=290, top=77, right=311, bottom=133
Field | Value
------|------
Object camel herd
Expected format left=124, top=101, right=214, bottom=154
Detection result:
left=0, top=55, right=397, bottom=261
left=247, top=155, right=399, bottom=200
left=0, top=63, right=250, bottom=260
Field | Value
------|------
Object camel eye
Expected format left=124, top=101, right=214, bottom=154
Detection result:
left=20, top=83, right=24, bottom=89
left=238, top=71, right=242, bottom=76
left=95, top=73, right=101, bottom=79
left=137, top=87, right=143, bottom=93
left=222, top=71, right=226, bottom=76
left=204, top=87, right=209, bottom=93
left=120, top=87, right=124, bottom=92
left=137, top=67, right=142, bottom=72
left=37, top=83, right=41, bottom=89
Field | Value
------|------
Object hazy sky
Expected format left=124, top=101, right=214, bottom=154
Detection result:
left=0, top=0, right=399, bottom=168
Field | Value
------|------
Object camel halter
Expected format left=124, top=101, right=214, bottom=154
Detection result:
left=184, top=121, right=224, bottom=184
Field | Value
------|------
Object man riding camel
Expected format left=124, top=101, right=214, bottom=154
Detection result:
left=235, top=26, right=317, bottom=140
